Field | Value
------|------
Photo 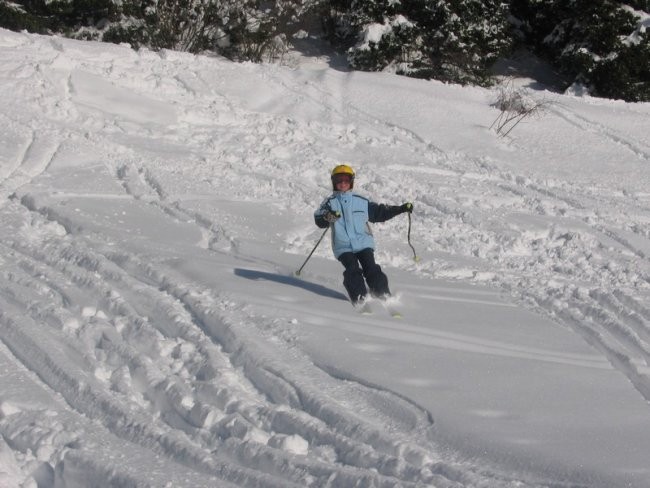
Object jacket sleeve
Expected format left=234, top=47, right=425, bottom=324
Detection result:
left=368, top=202, right=403, bottom=223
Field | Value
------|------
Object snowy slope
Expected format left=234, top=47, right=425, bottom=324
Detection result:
left=1, top=28, right=650, bottom=488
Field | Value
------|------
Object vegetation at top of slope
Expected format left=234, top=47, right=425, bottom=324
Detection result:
left=1, top=0, right=648, bottom=102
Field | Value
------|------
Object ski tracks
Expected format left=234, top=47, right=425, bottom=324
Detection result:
left=0, top=126, right=63, bottom=204
left=550, top=103, right=650, bottom=162
left=0, top=186, right=523, bottom=487
left=115, top=160, right=238, bottom=252
left=2, top=32, right=647, bottom=485
left=495, top=167, right=650, bottom=393
left=310, top=79, right=650, bottom=406
left=407, top=148, right=650, bottom=404
left=257, top=64, right=450, bottom=171
left=267, top=65, right=650, bottom=403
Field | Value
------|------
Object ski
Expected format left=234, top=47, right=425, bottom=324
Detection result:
left=354, top=301, right=373, bottom=315
left=352, top=298, right=402, bottom=318
left=381, top=304, right=402, bottom=318
left=376, top=296, right=403, bottom=318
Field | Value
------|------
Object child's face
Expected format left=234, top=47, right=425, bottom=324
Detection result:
left=333, top=174, right=352, bottom=190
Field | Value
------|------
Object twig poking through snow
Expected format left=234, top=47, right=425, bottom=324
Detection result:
left=490, top=78, right=553, bottom=138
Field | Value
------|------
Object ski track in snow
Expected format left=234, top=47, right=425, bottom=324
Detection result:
left=1, top=202, right=459, bottom=487
left=550, top=103, right=650, bottom=162
left=1, top=188, right=465, bottom=486
left=414, top=156, right=650, bottom=395
left=1, top=29, right=650, bottom=487
left=0, top=42, right=499, bottom=481
left=0, top=127, right=62, bottom=204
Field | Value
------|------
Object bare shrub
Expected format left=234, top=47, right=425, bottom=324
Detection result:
left=490, top=78, right=553, bottom=138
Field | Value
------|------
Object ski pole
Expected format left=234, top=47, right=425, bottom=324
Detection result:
left=407, top=211, right=419, bottom=262
left=295, top=226, right=330, bottom=276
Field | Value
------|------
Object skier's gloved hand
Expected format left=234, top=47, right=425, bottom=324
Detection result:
left=400, top=202, right=413, bottom=214
left=324, top=211, right=341, bottom=223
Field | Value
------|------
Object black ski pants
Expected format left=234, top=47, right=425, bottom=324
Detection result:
left=338, top=248, right=390, bottom=304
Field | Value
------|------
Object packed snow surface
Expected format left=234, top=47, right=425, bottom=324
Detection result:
left=1, top=29, right=650, bottom=488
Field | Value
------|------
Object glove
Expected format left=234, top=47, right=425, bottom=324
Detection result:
left=324, top=211, right=340, bottom=223
left=400, top=202, right=413, bottom=214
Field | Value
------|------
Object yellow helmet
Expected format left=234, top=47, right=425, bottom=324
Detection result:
left=331, top=164, right=355, bottom=177
left=331, top=164, right=355, bottom=189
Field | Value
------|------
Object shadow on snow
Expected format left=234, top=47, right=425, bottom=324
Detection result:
left=234, top=268, right=348, bottom=301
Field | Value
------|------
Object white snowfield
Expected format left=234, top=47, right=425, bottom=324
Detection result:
left=1, top=28, right=650, bottom=488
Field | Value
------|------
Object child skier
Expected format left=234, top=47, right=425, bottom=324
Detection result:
left=314, top=164, right=413, bottom=306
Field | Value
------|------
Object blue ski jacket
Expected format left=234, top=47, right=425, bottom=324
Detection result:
left=314, top=191, right=404, bottom=258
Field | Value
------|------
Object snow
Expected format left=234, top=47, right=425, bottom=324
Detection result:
left=1, top=27, right=650, bottom=488
left=357, top=16, right=413, bottom=50
left=622, top=6, right=650, bottom=46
